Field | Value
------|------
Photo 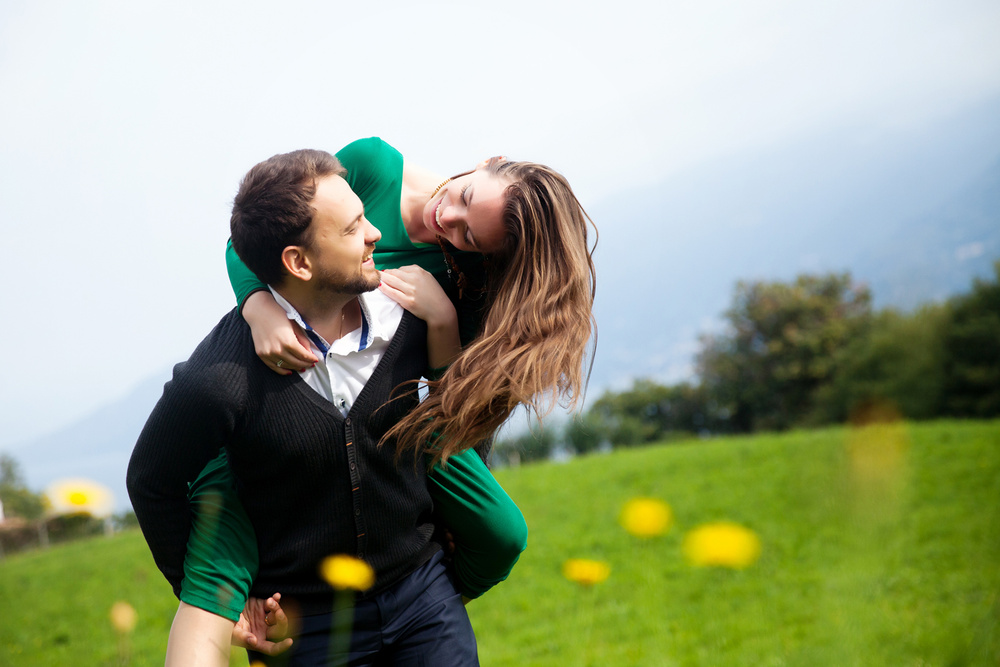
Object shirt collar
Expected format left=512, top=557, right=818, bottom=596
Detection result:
left=268, top=287, right=396, bottom=355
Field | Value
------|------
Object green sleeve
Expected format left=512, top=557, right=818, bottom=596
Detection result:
left=427, top=448, right=528, bottom=599
left=180, top=450, right=258, bottom=622
left=226, top=238, right=267, bottom=311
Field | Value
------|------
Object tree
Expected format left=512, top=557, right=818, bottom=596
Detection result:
left=0, top=454, right=46, bottom=520
left=565, top=412, right=607, bottom=455
left=812, top=304, right=950, bottom=423
left=943, top=261, right=1000, bottom=417
left=587, top=379, right=718, bottom=445
left=492, top=426, right=558, bottom=466
left=698, top=273, right=872, bottom=432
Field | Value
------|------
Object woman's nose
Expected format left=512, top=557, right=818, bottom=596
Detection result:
left=438, top=206, right=457, bottom=229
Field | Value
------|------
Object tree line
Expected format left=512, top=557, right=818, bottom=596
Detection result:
left=494, top=262, right=1000, bottom=463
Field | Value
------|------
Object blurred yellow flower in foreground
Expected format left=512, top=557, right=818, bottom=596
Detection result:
left=45, top=478, right=114, bottom=517
left=109, top=601, right=137, bottom=634
left=683, top=522, right=762, bottom=569
left=846, top=419, right=909, bottom=482
left=320, top=554, right=375, bottom=591
left=620, top=497, right=673, bottom=538
left=562, top=558, right=611, bottom=586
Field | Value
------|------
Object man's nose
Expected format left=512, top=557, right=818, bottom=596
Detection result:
left=364, top=218, right=381, bottom=244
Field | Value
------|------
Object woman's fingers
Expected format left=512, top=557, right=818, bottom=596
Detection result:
left=267, top=325, right=318, bottom=374
left=380, top=268, right=414, bottom=294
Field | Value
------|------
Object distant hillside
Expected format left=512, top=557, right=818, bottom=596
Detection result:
left=588, top=95, right=1000, bottom=390
left=855, top=159, right=1000, bottom=308
left=5, top=371, right=170, bottom=511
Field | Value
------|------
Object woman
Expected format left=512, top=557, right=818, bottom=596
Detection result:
left=174, top=137, right=596, bottom=664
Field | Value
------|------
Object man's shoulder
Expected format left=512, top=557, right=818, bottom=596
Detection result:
left=168, top=309, right=257, bottom=394
left=189, top=308, right=253, bottom=360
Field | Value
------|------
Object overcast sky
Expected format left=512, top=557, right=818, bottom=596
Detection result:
left=1, top=0, right=999, bottom=449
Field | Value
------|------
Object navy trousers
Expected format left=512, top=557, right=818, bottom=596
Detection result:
left=249, top=551, right=479, bottom=666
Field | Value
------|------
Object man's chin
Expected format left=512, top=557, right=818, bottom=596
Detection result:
left=352, top=271, right=382, bottom=295
left=315, top=270, right=381, bottom=296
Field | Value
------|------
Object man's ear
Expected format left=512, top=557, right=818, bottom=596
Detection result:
left=476, top=155, right=507, bottom=170
left=281, top=246, right=312, bottom=282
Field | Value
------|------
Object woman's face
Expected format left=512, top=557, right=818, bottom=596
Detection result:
left=421, top=168, right=511, bottom=254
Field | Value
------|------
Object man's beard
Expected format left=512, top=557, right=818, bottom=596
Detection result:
left=315, top=266, right=380, bottom=296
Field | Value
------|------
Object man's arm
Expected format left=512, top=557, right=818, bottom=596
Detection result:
left=127, top=354, right=244, bottom=594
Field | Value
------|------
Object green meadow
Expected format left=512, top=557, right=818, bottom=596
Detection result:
left=2, top=420, right=998, bottom=666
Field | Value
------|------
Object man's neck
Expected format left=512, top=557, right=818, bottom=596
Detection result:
left=272, top=284, right=357, bottom=344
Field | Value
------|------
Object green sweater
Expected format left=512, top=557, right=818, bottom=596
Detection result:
left=184, top=138, right=525, bottom=621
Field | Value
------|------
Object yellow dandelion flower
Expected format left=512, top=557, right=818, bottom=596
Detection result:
left=846, top=419, right=909, bottom=482
left=320, top=554, right=375, bottom=591
left=562, top=558, right=611, bottom=586
left=620, top=497, right=673, bottom=538
left=109, top=601, right=137, bottom=634
left=45, top=478, right=114, bottom=518
left=683, top=522, right=762, bottom=569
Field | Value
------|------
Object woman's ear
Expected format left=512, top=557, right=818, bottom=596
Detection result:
left=281, top=246, right=312, bottom=282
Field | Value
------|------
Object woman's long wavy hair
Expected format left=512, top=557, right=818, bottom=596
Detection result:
left=383, top=159, right=597, bottom=466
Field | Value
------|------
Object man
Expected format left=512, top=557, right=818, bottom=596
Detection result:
left=127, top=149, right=477, bottom=665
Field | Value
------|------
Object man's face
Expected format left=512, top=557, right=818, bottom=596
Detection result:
left=304, top=174, right=381, bottom=294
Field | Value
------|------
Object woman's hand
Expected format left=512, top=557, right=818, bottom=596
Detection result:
left=243, top=291, right=318, bottom=374
left=232, top=593, right=294, bottom=655
left=379, top=266, right=457, bottom=329
left=380, top=266, right=461, bottom=369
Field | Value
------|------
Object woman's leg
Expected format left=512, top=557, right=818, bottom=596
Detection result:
left=167, top=449, right=260, bottom=665
left=426, top=448, right=528, bottom=600
left=166, top=602, right=236, bottom=667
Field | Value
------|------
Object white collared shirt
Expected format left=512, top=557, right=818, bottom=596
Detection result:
left=269, top=287, right=404, bottom=416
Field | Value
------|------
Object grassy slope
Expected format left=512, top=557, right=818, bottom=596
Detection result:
left=468, top=420, right=1000, bottom=666
left=1, top=420, right=997, bottom=666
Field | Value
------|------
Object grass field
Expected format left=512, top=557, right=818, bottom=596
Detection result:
left=1, top=420, right=997, bottom=666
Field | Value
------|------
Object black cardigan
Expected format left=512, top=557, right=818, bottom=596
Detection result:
left=127, top=307, right=437, bottom=608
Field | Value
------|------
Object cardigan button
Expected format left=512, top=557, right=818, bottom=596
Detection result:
left=345, top=417, right=352, bottom=426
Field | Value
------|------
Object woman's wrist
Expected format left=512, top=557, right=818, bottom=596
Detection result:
left=242, top=290, right=279, bottom=326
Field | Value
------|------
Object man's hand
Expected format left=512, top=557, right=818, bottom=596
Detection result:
left=232, top=593, right=293, bottom=656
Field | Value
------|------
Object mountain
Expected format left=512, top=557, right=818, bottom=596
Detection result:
left=587, top=96, right=1000, bottom=392
left=4, top=97, right=999, bottom=510
left=5, top=371, right=171, bottom=511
